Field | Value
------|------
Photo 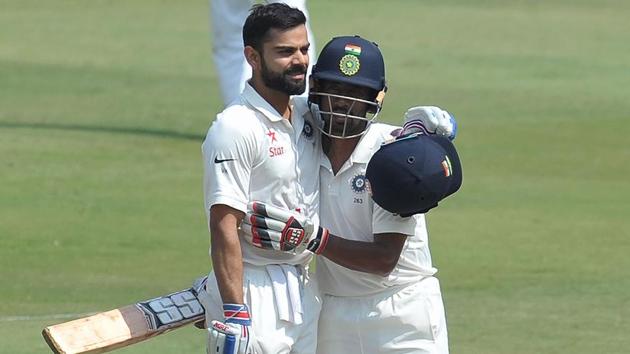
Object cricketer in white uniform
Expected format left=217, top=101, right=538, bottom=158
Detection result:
left=316, top=122, right=450, bottom=354
left=210, top=0, right=315, bottom=106
left=241, top=36, right=459, bottom=353
left=311, top=37, right=455, bottom=354
left=199, top=4, right=322, bottom=354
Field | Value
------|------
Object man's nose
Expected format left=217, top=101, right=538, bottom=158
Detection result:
left=334, top=98, right=353, bottom=111
left=292, top=50, right=308, bottom=66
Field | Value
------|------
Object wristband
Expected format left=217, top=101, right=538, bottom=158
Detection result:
left=223, top=303, right=251, bottom=326
left=306, top=227, right=330, bottom=255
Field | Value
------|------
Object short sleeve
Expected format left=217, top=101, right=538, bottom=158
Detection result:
left=371, top=202, right=417, bottom=236
left=202, top=113, right=259, bottom=215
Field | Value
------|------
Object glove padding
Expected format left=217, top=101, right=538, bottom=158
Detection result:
left=401, top=106, right=457, bottom=140
left=208, top=304, right=252, bottom=354
left=241, top=201, right=329, bottom=254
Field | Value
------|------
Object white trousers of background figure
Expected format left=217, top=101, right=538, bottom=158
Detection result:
left=210, top=0, right=316, bottom=106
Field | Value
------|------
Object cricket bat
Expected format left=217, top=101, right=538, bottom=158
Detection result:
left=42, top=278, right=207, bottom=354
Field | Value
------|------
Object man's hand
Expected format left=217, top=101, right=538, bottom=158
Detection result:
left=401, top=106, right=457, bottom=140
left=241, top=201, right=329, bottom=254
left=208, top=304, right=252, bottom=354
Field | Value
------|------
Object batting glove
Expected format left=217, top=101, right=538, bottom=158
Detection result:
left=241, top=201, right=330, bottom=255
left=401, top=106, right=457, bottom=140
left=208, top=304, right=252, bottom=354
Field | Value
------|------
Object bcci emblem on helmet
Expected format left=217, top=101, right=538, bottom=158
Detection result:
left=308, top=35, right=387, bottom=139
left=339, top=54, right=360, bottom=76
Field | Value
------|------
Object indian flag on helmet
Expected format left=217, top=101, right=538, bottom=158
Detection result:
left=441, top=156, right=453, bottom=177
left=345, top=44, right=362, bottom=56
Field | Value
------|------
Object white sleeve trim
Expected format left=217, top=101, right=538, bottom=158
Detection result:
left=372, top=204, right=417, bottom=236
left=207, top=194, right=248, bottom=214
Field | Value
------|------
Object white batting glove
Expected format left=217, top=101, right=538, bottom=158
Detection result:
left=241, top=201, right=330, bottom=255
left=401, top=106, right=457, bottom=140
left=208, top=304, right=252, bottom=354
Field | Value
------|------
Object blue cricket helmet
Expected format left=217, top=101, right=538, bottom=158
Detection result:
left=366, top=134, right=463, bottom=216
left=309, top=35, right=387, bottom=138
left=311, top=35, right=386, bottom=91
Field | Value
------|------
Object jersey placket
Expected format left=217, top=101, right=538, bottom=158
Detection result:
left=278, top=118, right=303, bottom=212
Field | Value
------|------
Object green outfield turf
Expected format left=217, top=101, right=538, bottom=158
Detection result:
left=1, top=0, right=629, bottom=353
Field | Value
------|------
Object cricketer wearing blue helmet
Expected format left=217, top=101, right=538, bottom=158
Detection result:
left=242, top=35, right=462, bottom=353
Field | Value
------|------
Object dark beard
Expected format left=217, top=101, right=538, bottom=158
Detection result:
left=323, top=114, right=367, bottom=137
left=261, top=59, right=307, bottom=95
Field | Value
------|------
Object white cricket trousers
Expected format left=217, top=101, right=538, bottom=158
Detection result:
left=317, top=276, right=449, bottom=354
left=201, top=263, right=321, bottom=354
left=209, top=0, right=315, bottom=106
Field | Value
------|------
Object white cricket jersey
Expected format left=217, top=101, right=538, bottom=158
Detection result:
left=317, top=123, right=438, bottom=297
left=202, top=83, right=321, bottom=266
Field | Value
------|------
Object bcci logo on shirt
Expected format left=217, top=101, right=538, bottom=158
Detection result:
left=350, top=174, right=367, bottom=193
left=302, top=121, right=314, bottom=140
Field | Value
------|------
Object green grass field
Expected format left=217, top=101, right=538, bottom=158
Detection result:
left=1, top=0, right=629, bottom=353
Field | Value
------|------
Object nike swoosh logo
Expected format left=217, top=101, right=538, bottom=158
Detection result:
left=214, top=156, right=236, bottom=164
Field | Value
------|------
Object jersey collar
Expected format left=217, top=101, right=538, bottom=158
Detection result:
left=242, top=82, right=307, bottom=124
left=290, top=96, right=311, bottom=138
left=349, top=125, right=380, bottom=164
left=319, top=125, right=379, bottom=173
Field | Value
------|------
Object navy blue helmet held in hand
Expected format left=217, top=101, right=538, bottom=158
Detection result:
left=308, top=35, right=387, bottom=138
left=366, top=133, right=463, bottom=217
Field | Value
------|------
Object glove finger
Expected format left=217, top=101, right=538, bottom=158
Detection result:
left=448, top=114, right=457, bottom=140
left=437, top=108, right=450, bottom=124
left=247, top=201, right=300, bottom=224
left=209, top=321, right=236, bottom=354
left=211, top=320, right=239, bottom=335
left=403, top=106, right=428, bottom=121
left=208, top=328, right=221, bottom=353
left=401, top=120, right=429, bottom=136
left=435, top=109, right=454, bottom=138
left=244, top=212, right=287, bottom=232
left=241, top=221, right=283, bottom=251
left=403, top=106, right=438, bottom=134
left=427, top=106, right=442, bottom=116
left=237, top=327, right=249, bottom=354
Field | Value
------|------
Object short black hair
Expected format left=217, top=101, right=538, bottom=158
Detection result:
left=242, top=3, right=307, bottom=52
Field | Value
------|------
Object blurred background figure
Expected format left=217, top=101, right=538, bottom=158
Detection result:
left=210, top=0, right=316, bottom=106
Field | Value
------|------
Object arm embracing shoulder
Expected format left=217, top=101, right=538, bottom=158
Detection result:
left=319, top=201, right=417, bottom=276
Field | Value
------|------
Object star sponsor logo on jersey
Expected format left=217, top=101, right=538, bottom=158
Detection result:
left=266, top=128, right=285, bottom=157
left=350, top=173, right=367, bottom=193
left=266, top=128, right=278, bottom=143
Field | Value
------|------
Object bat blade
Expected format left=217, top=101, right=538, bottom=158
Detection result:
left=42, top=287, right=206, bottom=354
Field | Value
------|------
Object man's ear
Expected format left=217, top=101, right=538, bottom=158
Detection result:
left=244, top=46, right=261, bottom=71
